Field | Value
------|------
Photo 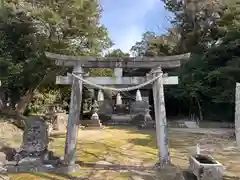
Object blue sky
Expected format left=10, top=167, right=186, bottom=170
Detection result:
left=100, top=0, right=172, bottom=53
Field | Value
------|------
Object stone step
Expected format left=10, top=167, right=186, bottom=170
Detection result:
left=81, top=120, right=101, bottom=125
left=103, top=119, right=132, bottom=126
left=86, top=123, right=102, bottom=127
left=184, top=121, right=199, bottom=128
left=104, top=122, right=130, bottom=126
left=84, top=126, right=104, bottom=130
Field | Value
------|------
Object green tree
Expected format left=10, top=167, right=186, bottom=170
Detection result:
left=0, top=0, right=113, bottom=115
left=130, top=0, right=240, bottom=121
left=166, top=0, right=240, bottom=121
left=105, top=49, right=130, bottom=57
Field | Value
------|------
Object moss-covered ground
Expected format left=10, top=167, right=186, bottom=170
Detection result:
left=0, top=118, right=239, bottom=180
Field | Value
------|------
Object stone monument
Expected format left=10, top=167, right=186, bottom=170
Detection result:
left=138, top=108, right=155, bottom=129
left=83, top=100, right=90, bottom=113
left=53, top=106, right=68, bottom=132
left=98, top=99, right=112, bottom=123
left=81, top=100, right=103, bottom=129
left=52, top=113, right=68, bottom=132
left=15, top=116, right=49, bottom=163
left=44, top=105, right=68, bottom=133
left=1, top=116, right=63, bottom=173
left=130, top=101, right=151, bottom=125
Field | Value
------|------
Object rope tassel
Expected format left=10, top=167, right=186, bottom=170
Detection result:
left=116, top=93, right=122, bottom=105
left=97, top=90, right=104, bottom=101
left=136, top=90, right=142, bottom=101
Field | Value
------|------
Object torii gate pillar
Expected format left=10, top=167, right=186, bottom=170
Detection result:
left=235, top=82, right=240, bottom=146
left=64, top=65, right=83, bottom=166
left=152, top=66, right=170, bottom=166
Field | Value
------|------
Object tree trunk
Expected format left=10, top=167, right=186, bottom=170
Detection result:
left=188, top=102, right=192, bottom=120
left=177, top=100, right=181, bottom=116
left=196, top=97, right=203, bottom=122
left=15, top=68, right=63, bottom=115
left=15, top=88, right=35, bottom=115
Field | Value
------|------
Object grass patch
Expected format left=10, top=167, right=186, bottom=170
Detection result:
left=1, top=123, right=239, bottom=179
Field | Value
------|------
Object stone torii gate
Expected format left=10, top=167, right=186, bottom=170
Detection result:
left=45, top=52, right=190, bottom=169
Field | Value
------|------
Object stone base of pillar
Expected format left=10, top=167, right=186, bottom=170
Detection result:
left=153, top=163, right=186, bottom=179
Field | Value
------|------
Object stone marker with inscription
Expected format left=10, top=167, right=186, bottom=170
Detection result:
left=16, top=116, right=49, bottom=161
left=2, top=116, right=65, bottom=173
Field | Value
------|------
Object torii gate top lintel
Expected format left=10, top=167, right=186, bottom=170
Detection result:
left=45, top=52, right=190, bottom=69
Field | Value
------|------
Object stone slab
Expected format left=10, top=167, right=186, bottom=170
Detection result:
left=85, top=124, right=103, bottom=127
left=83, top=126, right=104, bottom=130
left=130, top=101, right=150, bottom=115
left=6, top=163, right=81, bottom=173
left=184, top=121, right=199, bottom=128
left=81, top=119, right=102, bottom=129
left=18, top=157, right=42, bottom=166
left=98, top=100, right=112, bottom=121
left=81, top=119, right=101, bottom=125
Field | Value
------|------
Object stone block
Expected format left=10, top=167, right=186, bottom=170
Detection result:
left=98, top=100, right=113, bottom=121
left=189, top=154, right=224, bottom=180
left=0, top=152, right=6, bottom=166
left=130, top=101, right=149, bottom=115
left=81, top=119, right=103, bottom=129
left=18, top=157, right=42, bottom=166
left=53, top=113, right=68, bottom=132
left=131, top=114, right=145, bottom=125
left=184, top=121, right=199, bottom=128
left=130, top=101, right=151, bottom=125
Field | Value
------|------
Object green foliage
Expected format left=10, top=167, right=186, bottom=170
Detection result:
left=105, top=49, right=130, bottom=57
left=0, top=0, right=113, bottom=114
left=173, top=0, right=240, bottom=120
left=25, top=89, right=62, bottom=115
left=88, top=49, right=130, bottom=77
left=131, top=30, right=180, bottom=56
left=132, top=0, right=240, bottom=121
